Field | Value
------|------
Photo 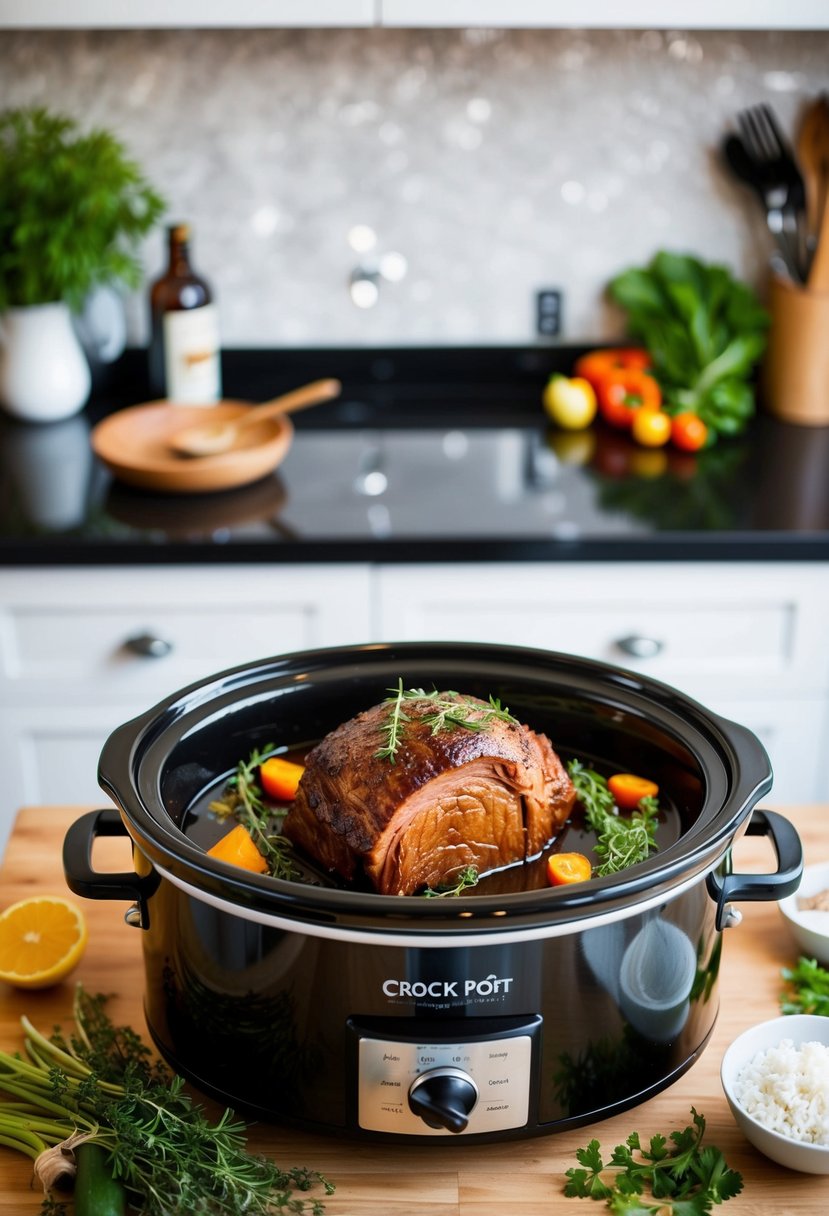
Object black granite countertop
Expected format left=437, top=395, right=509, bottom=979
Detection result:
left=2, top=345, right=829, bottom=565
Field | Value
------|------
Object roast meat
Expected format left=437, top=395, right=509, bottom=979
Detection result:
left=282, top=691, right=575, bottom=895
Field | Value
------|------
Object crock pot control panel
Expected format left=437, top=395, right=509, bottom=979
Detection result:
left=347, top=1016, right=542, bottom=1136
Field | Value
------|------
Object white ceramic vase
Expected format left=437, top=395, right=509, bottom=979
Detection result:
left=0, top=301, right=92, bottom=422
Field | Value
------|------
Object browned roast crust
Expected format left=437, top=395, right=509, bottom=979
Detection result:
left=282, top=692, right=575, bottom=894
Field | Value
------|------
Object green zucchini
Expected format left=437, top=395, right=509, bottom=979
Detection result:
left=74, top=1142, right=127, bottom=1216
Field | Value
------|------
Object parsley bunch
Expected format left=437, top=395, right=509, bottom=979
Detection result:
left=781, top=956, right=829, bottom=1016
left=564, top=1108, right=743, bottom=1214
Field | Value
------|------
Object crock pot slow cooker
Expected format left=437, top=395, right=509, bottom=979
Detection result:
left=63, top=642, right=802, bottom=1143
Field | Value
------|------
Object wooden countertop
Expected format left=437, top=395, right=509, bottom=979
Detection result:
left=2, top=804, right=829, bottom=1215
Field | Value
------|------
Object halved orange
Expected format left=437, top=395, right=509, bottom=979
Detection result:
left=0, top=896, right=88, bottom=989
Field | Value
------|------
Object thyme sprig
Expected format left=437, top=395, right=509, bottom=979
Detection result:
left=0, top=987, right=333, bottom=1216
left=567, top=759, right=659, bottom=877
left=422, top=866, right=480, bottom=898
left=376, top=680, right=518, bottom=763
left=209, top=745, right=299, bottom=881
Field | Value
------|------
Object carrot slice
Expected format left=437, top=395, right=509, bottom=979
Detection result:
left=206, top=823, right=268, bottom=874
left=260, top=756, right=305, bottom=801
left=608, top=773, right=659, bottom=810
left=547, top=852, right=593, bottom=886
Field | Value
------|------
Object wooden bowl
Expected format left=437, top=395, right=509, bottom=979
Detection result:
left=91, top=400, right=294, bottom=494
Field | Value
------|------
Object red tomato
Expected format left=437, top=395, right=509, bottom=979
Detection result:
left=608, top=773, right=660, bottom=810
left=546, top=852, right=593, bottom=886
left=597, top=369, right=662, bottom=429
left=671, top=412, right=708, bottom=452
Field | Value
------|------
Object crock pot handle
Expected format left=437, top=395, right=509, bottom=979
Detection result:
left=63, top=808, right=158, bottom=929
left=707, top=809, right=803, bottom=931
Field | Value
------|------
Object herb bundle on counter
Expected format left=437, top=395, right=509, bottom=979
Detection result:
left=0, top=986, right=333, bottom=1215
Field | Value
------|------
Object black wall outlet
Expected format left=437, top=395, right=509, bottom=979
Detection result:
left=536, top=289, right=563, bottom=338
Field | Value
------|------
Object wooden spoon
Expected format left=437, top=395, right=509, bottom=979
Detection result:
left=169, top=378, right=342, bottom=457
left=797, top=95, right=829, bottom=240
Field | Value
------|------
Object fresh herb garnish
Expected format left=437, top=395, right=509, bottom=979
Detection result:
left=564, top=1107, right=743, bottom=1214
left=209, top=745, right=299, bottom=881
left=568, top=759, right=616, bottom=820
left=375, top=679, right=518, bottom=764
left=567, top=759, right=659, bottom=877
left=422, top=866, right=480, bottom=898
left=781, top=956, right=829, bottom=1016
left=0, top=986, right=333, bottom=1216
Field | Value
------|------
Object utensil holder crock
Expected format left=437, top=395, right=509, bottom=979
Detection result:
left=763, top=274, right=829, bottom=426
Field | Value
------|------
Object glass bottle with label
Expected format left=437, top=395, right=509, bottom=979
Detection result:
left=148, top=223, right=221, bottom=404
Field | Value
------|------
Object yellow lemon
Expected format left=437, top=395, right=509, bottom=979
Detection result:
left=543, top=375, right=597, bottom=430
left=0, top=896, right=88, bottom=989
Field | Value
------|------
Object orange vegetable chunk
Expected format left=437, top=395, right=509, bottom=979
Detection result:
left=260, top=756, right=305, bottom=801
left=607, top=772, right=659, bottom=810
left=546, top=852, right=593, bottom=886
left=206, top=823, right=268, bottom=874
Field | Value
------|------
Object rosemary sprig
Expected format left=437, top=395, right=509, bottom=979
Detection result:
left=422, top=866, right=479, bottom=898
left=567, top=759, right=659, bottom=877
left=376, top=680, right=518, bottom=763
left=210, top=746, right=299, bottom=881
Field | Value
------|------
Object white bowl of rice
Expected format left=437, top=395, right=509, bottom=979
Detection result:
left=721, top=1015, right=829, bottom=1173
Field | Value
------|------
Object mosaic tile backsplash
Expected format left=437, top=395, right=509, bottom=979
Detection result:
left=2, top=26, right=828, bottom=348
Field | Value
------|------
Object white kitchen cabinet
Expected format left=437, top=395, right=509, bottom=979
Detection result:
left=375, top=561, right=829, bottom=805
left=0, top=564, right=373, bottom=852
left=380, top=1, right=829, bottom=30
left=0, top=1, right=378, bottom=28
left=1, top=1, right=826, bottom=29
left=2, top=559, right=827, bottom=858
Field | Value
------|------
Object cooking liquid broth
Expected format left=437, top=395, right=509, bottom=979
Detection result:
left=183, top=744, right=685, bottom=896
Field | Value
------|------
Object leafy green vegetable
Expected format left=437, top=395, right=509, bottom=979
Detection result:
left=0, top=987, right=333, bottom=1215
left=567, top=759, right=659, bottom=877
left=376, top=679, right=518, bottom=763
left=608, top=252, right=769, bottom=439
left=564, top=1107, right=743, bottom=1214
left=781, top=956, right=829, bottom=1016
left=210, top=745, right=299, bottom=880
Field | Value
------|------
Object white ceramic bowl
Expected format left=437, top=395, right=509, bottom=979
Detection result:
left=721, top=1015, right=829, bottom=1174
left=779, top=861, right=829, bottom=965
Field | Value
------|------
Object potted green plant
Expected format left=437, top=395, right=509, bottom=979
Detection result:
left=0, top=106, right=164, bottom=421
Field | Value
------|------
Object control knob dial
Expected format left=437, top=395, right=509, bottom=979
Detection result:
left=408, top=1066, right=479, bottom=1133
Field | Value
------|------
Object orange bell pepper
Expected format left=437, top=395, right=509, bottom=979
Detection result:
left=596, top=368, right=662, bottom=429
left=574, top=347, right=653, bottom=392
left=260, top=756, right=305, bottom=801
left=206, top=823, right=268, bottom=874
left=546, top=852, right=593, bottom=886
left=607, top=773, right=659, bottom=810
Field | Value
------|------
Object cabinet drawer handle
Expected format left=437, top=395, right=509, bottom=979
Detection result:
left=615, top=634, right=664, bottom=660
left=124, top=632, right=173, bottom=659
